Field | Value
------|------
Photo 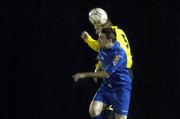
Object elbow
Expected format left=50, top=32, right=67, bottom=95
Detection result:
left=104, top=71, right=110, bottom=78
left=105, top=74, right=110, bottom=78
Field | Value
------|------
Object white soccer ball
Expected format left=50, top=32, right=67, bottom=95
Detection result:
left=88, top=8, right=108, bottom=26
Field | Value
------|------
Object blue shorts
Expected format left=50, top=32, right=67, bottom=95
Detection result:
left=92, top=85, right=131, bottom=115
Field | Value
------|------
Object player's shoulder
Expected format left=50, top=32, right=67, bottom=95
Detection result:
left=112, top=42, right=122, bottom=53
left=114, top=42, right=126, bottom=54
left=111, top=26, right=125, bottom=34
left=111, top=25, right=122, bottom=30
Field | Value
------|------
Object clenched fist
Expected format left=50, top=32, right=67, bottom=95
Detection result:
left=72, top=73, right=86, bottom=82
left=81, top=31, right=89, bottom=41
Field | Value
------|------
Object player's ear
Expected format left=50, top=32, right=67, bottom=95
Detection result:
left=107, top=39, right=112, bottom=43
left=110, top=39, right=113, bottom=43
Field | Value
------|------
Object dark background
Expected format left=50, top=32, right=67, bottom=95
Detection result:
left=1, top=0, right=180, bottom=119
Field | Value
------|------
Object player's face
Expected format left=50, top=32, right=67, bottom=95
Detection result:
left=94, top=25, right=103, bottom=35
left=98, top=33, right=108, bottom=48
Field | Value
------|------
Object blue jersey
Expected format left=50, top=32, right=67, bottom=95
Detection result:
left=93, top=41, right=132, bottom=115
left=98, top=41, right=132, bottom=90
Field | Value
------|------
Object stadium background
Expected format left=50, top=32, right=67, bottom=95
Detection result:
left=1, top=0, right=180, bottom=119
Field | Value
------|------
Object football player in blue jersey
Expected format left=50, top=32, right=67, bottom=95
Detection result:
left=73, top=28, right=132, bottom=119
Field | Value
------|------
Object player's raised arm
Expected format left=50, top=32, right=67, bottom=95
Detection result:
left=81, top=31, right=100, bottom=52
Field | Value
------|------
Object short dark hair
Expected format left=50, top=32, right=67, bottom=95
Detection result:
left=101, top=28, right=116, bottom=42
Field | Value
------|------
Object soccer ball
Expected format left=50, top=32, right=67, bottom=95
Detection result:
left=88, top=8, right=108, bottom=26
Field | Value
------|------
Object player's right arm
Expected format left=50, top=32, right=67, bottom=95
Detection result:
left=81, top=31, right=100, bottom=52
left=72, top=71, right=110, bottom=82
left=81, top=31, right=101, bottom=83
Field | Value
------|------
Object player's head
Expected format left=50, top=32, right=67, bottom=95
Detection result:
left=94, top=20, right=113, bottom=35
left=98, top=28, right=116, bottom=48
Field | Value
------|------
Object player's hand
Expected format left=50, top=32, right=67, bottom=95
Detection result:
left=72, top=73, right=86, bottom=82
left=81, top=31, right=89, bottom=41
